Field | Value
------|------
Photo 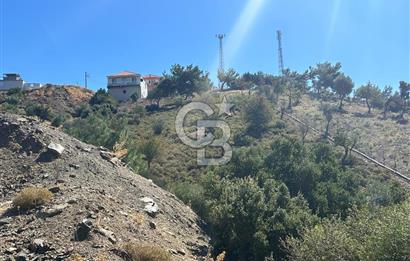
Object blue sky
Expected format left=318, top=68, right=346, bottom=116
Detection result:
left=1, top=0, right=409, bottom=90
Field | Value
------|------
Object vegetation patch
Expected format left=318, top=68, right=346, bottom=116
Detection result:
left=13, top=187, right=53, bottom=210
left=123, top=243, right=171, bottom=261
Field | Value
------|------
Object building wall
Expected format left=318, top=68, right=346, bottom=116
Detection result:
left=108, top=85, right=140, bottom=102
left=140, top=80, right=148, bottom=99
left=23, top=83, right=44, bottom=90
left=0, top=80, right=24, bottom=91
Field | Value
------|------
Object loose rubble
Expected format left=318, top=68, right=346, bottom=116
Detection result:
left=0, top=113, right=210, bottom=260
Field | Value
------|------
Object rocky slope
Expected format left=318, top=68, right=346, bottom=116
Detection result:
left=0, top=113, right=210, bottom=260
left=22, top=85, right=94, bottom=115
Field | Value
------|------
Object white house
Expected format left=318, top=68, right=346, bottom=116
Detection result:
left=0, top=73, right=24, bottom=91
left=0, top=73, right=43, bottom=91
left=107, top=71, right=148, bottom=102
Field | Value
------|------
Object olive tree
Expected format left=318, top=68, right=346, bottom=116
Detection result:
left=332, top=73, right=354, bottom=110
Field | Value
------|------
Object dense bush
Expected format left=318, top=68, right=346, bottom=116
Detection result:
left=25, top=103, right=54, bottom=120
left=89, top=88, right=116, bottom=106
left=286, top=200, right=410, bottom=260
left=243, top=95, right=273, bottom=137
left=204, top=177, right=316, bottom=260
left=173, top=134, right=407, bottom=260
left=51, top=114, right=67, bottom=127
left=64, top=107, right=126, bottom=149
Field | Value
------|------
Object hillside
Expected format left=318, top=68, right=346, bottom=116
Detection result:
left=1, top=84, right=409, bottom=260
left=0, top=113, right=210, bottom=260
left=0, top=85, right=94, bottom=117
left=291, top=95, right=410, bottom=178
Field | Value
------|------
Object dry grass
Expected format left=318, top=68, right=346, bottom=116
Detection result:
left=132, top=211, right=145, bottom=226
left=67, top=254, right=84, bottom=261
left=123, top=242, right=171, bottom=261
left=13, top=187, right=53, bottom=210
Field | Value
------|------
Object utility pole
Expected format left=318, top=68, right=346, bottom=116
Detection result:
left=276, top=30, right=284, bottom=75
left=216, top=34, right=225, bottom=86
left=84, top=72, right=90, bottom=89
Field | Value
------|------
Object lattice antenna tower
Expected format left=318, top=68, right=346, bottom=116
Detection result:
left=216, top=34, right=226, bottom=75
left=276, top=30, right=284, bottom=75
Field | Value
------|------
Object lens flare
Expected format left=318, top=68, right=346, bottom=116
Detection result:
left=212, top=0, right=266, bottom=78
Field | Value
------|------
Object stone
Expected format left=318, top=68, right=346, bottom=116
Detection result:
left=74, top=219, right=93, bottom=241
left=15, top=252, right=27, bottom=261
left=177, top=249, right=186, bottom=255
left=49, top=186, right=61, bottom=193
left=66, top=198, right=78, bottom=204
left=149, top=221, right=156, bottom=229
left=29, top=238, right=50, bottom=254
left=100, top=151, right=114, bottom=161
left=0, top=218, right=11, bottom=227
left=69, top=164, right=80, bottom=169
left=38, top=203, right=68, bottom=218
left=96, top=227, right=116, bottom=244
left=140, top=197, right=159, bottom=217
left=4, top=247, right=17, bottom=254
left=47, top=143, right=65, bottom=156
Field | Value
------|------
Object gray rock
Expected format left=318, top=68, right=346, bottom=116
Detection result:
left=96, top=227, right=116, bottom=244
left=74, top=219, right=93, bottom=241
left=149, top=221, right=157, bottom=229
left=38, top=203, right=69, bottom=218
left=48, top=186, right=61, bottom=193
left=140, top=197, right=159, bottom=217
left=15, top=252, right=27, bottom=261
left=47, top=143, right=65, bottom=156
left=29, top=238, right=50, bottom=254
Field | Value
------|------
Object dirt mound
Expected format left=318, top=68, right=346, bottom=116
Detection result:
left=0, top=113, right=210, bottom=260
left=23, top=85, right=94, bottom=115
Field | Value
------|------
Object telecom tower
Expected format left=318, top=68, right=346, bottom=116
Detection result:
left=276, top=30, right=284, bottom=75
left=216, top=34, right=225, bottom=75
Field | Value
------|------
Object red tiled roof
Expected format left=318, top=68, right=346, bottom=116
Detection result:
left=108, top=71, right=138, bottom=78
left=143, top=75, right=161, bottom=80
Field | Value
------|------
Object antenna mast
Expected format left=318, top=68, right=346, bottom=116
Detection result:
left=276, top=30, right=284, bottom=75
left=216, top=34, right=225, bottom=75
left=84, top=72, right=90, bottom=89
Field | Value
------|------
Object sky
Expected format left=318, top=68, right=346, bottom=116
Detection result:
left=0, top=0, right=409, bottom=90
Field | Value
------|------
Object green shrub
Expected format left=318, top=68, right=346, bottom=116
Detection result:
left=7, top=88, right=22, bottom=95
left=152, top=120, right=165, bottom=135
left=233, top=133, right=254, bottom=146
left=64, top=112, right=127, bottom=149
left=25, top=104, right=54, bottom=120
left=272, top=119, right=287, bottom=129
left=51, top=114, right=66, bottom=127
left=89, top=88, right=116, bottom=106
left=243, top=95, right=273, bottom=137
left=286, top=200, right=410, bottom=261
left=4, top=96, right=21, bottom=105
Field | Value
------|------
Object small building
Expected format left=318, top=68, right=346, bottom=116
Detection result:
left=0, top=73, right=24, bottom=91
left=0, top=73, right=44, bottom=91
left=107, top=71, right=148, bottom=102
left=143, top=74, right=161, bottom=92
